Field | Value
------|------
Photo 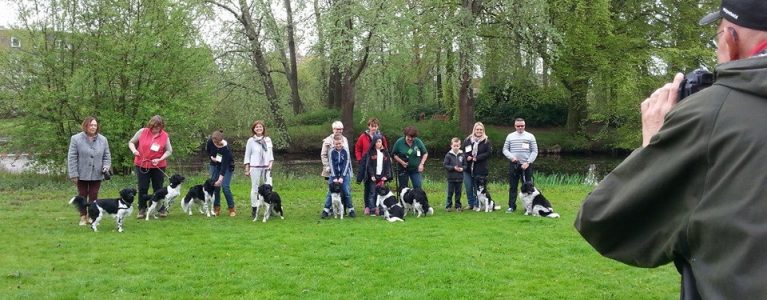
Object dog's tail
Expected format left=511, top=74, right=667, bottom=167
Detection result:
left=494, top=205, right=501, bottom=210
left=69, top=196, right=88, bottom=211
left=387, top=217, right=404, bottom=222
left=545, top=212, right=560, bottom=218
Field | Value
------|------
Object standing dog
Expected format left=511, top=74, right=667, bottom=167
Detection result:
left=399, top=187, right=434, bottom=217
left=376, top=185, right=404, bottom=222
left=146, top=174, right=185, bottom=220
left=475, top=177, right=500, bottom=212
left=329, top=182, right=344, bottom=219
left=69, top=187, right=137, bottom=232
left=255, top=184, right=284, bottom=222
left=519, top=181, right=560, bottom=218
left=181, top=179, right=216, bottom=217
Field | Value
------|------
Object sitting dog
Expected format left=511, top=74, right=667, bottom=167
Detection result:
left=69, top=187, right=137, bottom=232
left=475, top=177, right=500, bottom=212
left=376, top=185, right=404, bottom=222
left=399, top=187, right=434, bottom=217
left=146, top=174, right=185, bottom=220
left=329, top=181, right=344, bottom=219
left=255, top=184, right=284, bottom=222
left=181, top=179, right=216, bottom=217
left=519, top=181, right=560, bottom=218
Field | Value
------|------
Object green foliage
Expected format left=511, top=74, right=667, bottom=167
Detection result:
left=288, top=108, right=340, bottom=126
left=475, top=83, right=568, bottom=127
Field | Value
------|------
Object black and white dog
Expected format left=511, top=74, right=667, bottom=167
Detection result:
left=475, top=177, right=500, bottom=212
left=69, top=187, right=137, bottom=232
left=146, top=174, right=185, bottom=220
left=519, top=181, right=560, bottom=218
left=181, top=179, right=216, bottom=217
left=255, top=184, right=284, bottom=222
left=329, top=181, right=344, bottom=219
left=399, top=187, right=434, bottom=217
left=375, top=185, right=404, bottom=222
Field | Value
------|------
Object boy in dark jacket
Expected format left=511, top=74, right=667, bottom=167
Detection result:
left=443, top=137, right=464, bottom=211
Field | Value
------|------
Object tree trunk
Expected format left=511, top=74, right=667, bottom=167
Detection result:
left=340, top=74, right=355, bottom=138
left=458, top=52, right=475, bottom=134
left=283, top=0, right=304, bottom=114
left=313, top=0, right=330, bottom=108
left=564, top=78, right=588, bottom=133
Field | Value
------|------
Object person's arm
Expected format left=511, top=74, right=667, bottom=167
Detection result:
left=443, top=154, right=453, bottom=171
left=128, top=128, right=142, bottom=156
left=354, top=134, right=364, bottom=161
left=527, top=135, right=538, bottom=164
left=575, top=98, right=710, bottom=268
left=243, top=138, right=252, bottom=167
left=417, top=139, right=428, bottom=172
left=501, top=134, right=515, bottom=161
left=102, top=136, right=111, bottom=171
left=266, top=137, right=274, bottom=169
left=67, top=135, right=79, bottom=182
left=320, top=137, right=331, bottom=172
left=158, top=136, right=172, bottom=161
left=475, top=140, right=492, bottom=162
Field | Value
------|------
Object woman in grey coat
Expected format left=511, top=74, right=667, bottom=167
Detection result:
left=67, top=116, right=112, bottom=225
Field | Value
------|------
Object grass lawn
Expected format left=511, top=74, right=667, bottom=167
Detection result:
left=0, top=173, right=678, bottom=299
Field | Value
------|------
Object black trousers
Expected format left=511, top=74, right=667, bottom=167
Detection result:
left=136, top=167, right=166, bottom=210
left=446, top=181, right=463, bottom=208
left=507, top=163, right=533, bottom=210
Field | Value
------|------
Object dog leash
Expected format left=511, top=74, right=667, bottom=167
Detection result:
left=136, top=157, right=170, bottom=179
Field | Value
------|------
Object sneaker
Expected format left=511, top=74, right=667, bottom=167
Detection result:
left=136, top=209, right=146, bottom=219
left=445, top=207, right=452, bottom=212
left=348, top=210, right=356, bottom=218
left=159, top=207, right=168, bottom=217
left=228, top=208, right=236, bottom=217
left=374, top=207, right=380, bottom=216
left=506, top=207, right=515, bottom=213
left=364, top=207, right=370, bottom=216
left=78, top=215, right=87, bottom=226
left=456, top=207, right=462, bottom=212
left=321, top=211, right=329, bottom=219
left=467, top=206, right=474, bottom=211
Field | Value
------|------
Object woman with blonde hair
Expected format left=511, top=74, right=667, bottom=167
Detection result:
left=462, top=122, right=492, bottom=210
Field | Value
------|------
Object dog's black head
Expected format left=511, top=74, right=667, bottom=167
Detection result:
left=329, top=182, right=343, bottom=194
left=203, top=179, right=216, bottom=193
left=258, top=184, right=273, bottom=198
left=521, top=181, right=535, bottom=194
left=376, top=185, right=391, bottom=196
left=119, top=187, right=138, bottom=204
left=169, top=174, right=185, bottom=187
left=475, top=176, right=488, bottom=189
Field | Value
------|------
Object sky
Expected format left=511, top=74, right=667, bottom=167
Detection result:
left=0, top=1, right=18, bottom=28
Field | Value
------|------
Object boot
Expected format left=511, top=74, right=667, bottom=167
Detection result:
left=228, top=207, right=236, bottom=217
left=136, top=208, right=146, bottom=219
left=251, top=207, right=257, bottom=218
left=214, top=206, right=221, bottom=216
left=79, top=215, right=88, bottom=226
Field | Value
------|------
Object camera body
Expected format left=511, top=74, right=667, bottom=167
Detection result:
left=678, top=69, right=714, bottom=101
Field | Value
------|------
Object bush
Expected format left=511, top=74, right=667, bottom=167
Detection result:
left=289, top=108, right=341, bottom=126
left=475, top=84, right=568, bottom=127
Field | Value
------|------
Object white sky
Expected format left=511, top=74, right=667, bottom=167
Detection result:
left=0, top=1, right=19, bottom=28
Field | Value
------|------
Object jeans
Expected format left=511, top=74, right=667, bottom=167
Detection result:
left=446, top=181, right=463, bottom=208
left=136, top=166, right=165, bottom=210
left=324, top=173, right=353, bottom=211
left=508, top=163, right=534, bottom=210
left=210, top=165, right=235, bottom=209
left=397, top=169, right=423, bottom=189
left=365, top=179, right=377, bottom=209
left=463, top=172, right=477, bottom=207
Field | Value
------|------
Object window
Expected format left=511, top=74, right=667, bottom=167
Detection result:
left=10, top=37, right=20, bottom=48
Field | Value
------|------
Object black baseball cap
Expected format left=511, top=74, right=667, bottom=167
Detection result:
left=699, top=0, right=767, bottom=30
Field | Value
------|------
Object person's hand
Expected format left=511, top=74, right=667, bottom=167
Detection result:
left=417, top=164, right=424, bottom=172
left=381, top=177, right=387, bottom=181
left=151, top=158, right=160, bottom=166
left=214, top=178, right=222, bottom=187
left=338, top=178, right=344, bottom=184
left=400, top=161, right=407, bottom=168
left=210, top=156, right=216, bottom=162
left=521, top=162, right=529, bottom=170
left=70, top=177, right=78, bottom=184
left=467, top=156, right=473, bottom=161
left=371, top=177, right=376, bottom=182
left=511, top=157, right=518, bottom=163
left=244, top=170, right=250, bottom=177
left=641, top=73, right=685, bottom=147
left=132, top=150, right=140, bottom=156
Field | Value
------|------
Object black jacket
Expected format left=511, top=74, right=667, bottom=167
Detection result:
left=461, top=137, right=492, bottom=177
left=443, top=150, right=464, bottom=182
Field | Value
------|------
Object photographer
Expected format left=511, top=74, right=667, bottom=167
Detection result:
left=575, top=1, right=767, bottom=298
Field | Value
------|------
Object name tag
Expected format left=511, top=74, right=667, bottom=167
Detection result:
left=150, top=143, right=160, bottom=152
left=522, top=141, right=530, bottom=150
left=215, top=154, right=223, bottom=162
left=464, top=145, right=472, bottom=152
left=416, top=149, right=421, bottom=156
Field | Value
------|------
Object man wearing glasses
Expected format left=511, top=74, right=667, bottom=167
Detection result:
left=502, top=118, right=538, bottom=213
left=576, top=0, right=767, bottom=298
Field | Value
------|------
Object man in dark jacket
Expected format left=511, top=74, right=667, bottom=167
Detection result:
left=575, top=1, right=767, bottom=298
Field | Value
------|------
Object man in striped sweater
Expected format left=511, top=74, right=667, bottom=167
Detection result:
left=502, top=118, right=538, bottom=213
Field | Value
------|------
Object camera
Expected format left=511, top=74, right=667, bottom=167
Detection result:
left=102, top=169, right=113, bottom=181
left=678, top=69, right=714, bottom=101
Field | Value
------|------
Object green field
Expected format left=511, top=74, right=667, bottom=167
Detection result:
left=0, top=173, right=677, bottom=299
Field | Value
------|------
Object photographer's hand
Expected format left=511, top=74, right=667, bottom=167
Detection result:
left=641, top=73, right=684, bottom=147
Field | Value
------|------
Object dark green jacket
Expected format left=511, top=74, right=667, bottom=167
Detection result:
left=575, top=56, right=767, bottom=299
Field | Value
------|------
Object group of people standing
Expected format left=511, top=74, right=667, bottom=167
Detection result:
left=67, top=114, right=538, bottom=224
left=318, top=117, right=539, bottom=218
left=67, top=115, right=275, bottom=224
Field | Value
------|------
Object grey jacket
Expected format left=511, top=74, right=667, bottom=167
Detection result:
left=67, top=132, right=111, bottom=181
left=575, top=56, right=767, bottom=299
